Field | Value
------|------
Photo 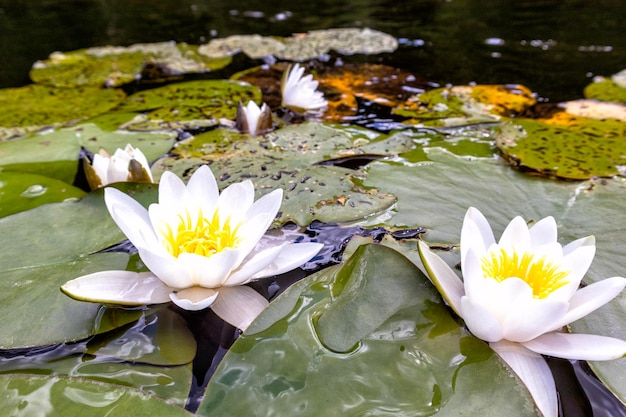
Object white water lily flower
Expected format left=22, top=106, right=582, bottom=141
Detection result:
left=235, top=101, right=272, bottom=137
left=418, top=207, right=626, bottom=417
left=62, top=165, right=323, bottom=331
left=280, top=63, right=328, bottom=115
left=84, top=144, right=153, bottom=189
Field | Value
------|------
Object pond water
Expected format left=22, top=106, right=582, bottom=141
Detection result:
left=1, top=1, right=625, bottom=416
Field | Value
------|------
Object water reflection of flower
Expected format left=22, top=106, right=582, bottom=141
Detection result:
left=418, top=207, right=626, bottom=417
left=62, top=165, right=322, bottom=331
left=84, top=144, right=153, bottom=189
left=280, top=64, right=327, bottom=115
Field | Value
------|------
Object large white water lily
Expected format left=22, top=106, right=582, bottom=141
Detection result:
left=418, top=207, right=626, bottom=417
left=280, top=63, right=328, bottom=115
left=62, top=165, right=323, bottom=331
left=84, top=143, right=153, bottom=189
left=235, top=101, right=272, bottom=137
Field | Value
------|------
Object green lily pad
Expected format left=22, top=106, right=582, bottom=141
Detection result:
left=153, top=123, right=403, bottom=226
left=393, top=84, right=536, bottom=126
left=31, top=41, right=232, bottom=88
left=0, top=84, right=125, bottom=129
left=86, top=307, right=196, bottom=366
left=0, top=374, right=193, bottom=417
left=0, top=252, right=141, bottom=348
left=362, top=149, right=626, bottom=402
left=198, top=28, right=397, bottom=61
left=197, top=244, right=540, bottom=417
left=0, top=123, right=176, bottom=183
left=495, top=119, right=626, bottom=179
left=116, top=79, right=260, bottom=113
left=0, top=171, right=85, bottom=218
left=0, top=182, right=157, bottom=271
left=584, top=69, right=626, bottom=103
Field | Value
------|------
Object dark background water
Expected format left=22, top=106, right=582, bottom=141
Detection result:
left=1, top=0, right=625, bottom=102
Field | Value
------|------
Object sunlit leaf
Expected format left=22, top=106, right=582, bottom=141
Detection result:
left=30, top=41, right=232, bottom=88
left=0, top=171, right=85, bottom=218
left=116, top=80, right=261, bottom=130
left=197, top=244, right=540, bottom=417
left=0, top=374, right=193, bottom=416
left=393, top=84, right=536, bottom=126
left=583, top=69, right=626, bottom=103
left=495, top=119, right=626, bottom=179
left=0, top=84, right=125, bottom=129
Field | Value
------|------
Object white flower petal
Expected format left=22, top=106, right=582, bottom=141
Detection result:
left=61, top=270, right=172, bottom=305
left=499, top=215, right=530, bottom=251
left=562, top=235, right=595, bottom=256
left=528, top=216, right=557, bottom=248
left=178, top=249, right=241, bottom=287
left=128, top=146, right=153, bottom=181
left=135, top=247, right=193, bottom=289
left=225, top=245, right=284, bottom=287
left=461, top=248, right=487, bottom=301
left=461, top=207, right=495, bottom=260
left=501, top=296, right=568, bottom=343
left=461, top=296, right=504, bottom=342
left=157, top=170, right=189, bottom=211
left=559, top=244, right=596, bottom=295
left=105, top=187, right=160, bottom=250
left=210, top=286, right=269, bottom=331
left=251, top=242, right=323, bottom=279
left=235, top=189, right=283, bottom=257
left=216, top=180, right=255, bottom=225
left=490, top=340, right=557, bottom=417
left=418, top=241, right=464, bottom=316
left=186, top=165, right=219, bottom=215
left=551, top=276, right=626, bottom=330
left=523, top=332, right=626, bottom=360
left=280, top=64, right=327, bottom=114
left=170, top=287, right=219, bottom=311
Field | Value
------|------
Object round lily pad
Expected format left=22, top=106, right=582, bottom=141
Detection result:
left=495, top=119, right=626, bottom=179
left=0, top=171, right=85, bottom=218
left=31, top=41, right=232, bottom=88
left=198, top=244, right=540, bottom=417
left=0, top=375, right=193, bottom=417
left=0, top=84, right=125, bottom=128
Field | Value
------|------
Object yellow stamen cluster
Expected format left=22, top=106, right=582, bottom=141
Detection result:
left=481, top=247, right=570, bottom=299
left=160, top=208, right=241, bottom=258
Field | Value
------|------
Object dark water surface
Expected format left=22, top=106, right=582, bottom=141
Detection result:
left=1, top=0, right=625, bottom=102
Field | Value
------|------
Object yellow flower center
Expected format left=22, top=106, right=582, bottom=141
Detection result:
left=481, top=247, right=570, bottom=299
left=160, top=208, right=241, bottom=258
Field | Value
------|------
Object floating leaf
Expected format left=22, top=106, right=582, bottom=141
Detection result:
left=199, top=28, right=397, bottom=61
left=0, top=252, right=141, bottom=348
left=0, top=375, right=193, bottom=416
left=153, top=123, right=405, bottom=225
left=197, top=244, right=540, bottom=417
left=394, top=84, right=536, bottom=126
left=557, top=100, right=626, bottom=122
left=0, top=123, right=176, bottom=183
left=30, top=41, right=232, bottom=88
left=0, top=84, right=125, bottom=129
left=116, top=80, right=261, bottom=130
left=584, top=69, right=626, bottom=103
left=495, top=119, right=626, bottom=179
left=0, top=171, right=85, bottom=218
left=362, top=149, right=626, bottom=402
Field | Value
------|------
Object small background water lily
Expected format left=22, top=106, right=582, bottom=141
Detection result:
left=418, top=207, right=626, bottom=417
left=62, top=165, right=323, bottom=331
